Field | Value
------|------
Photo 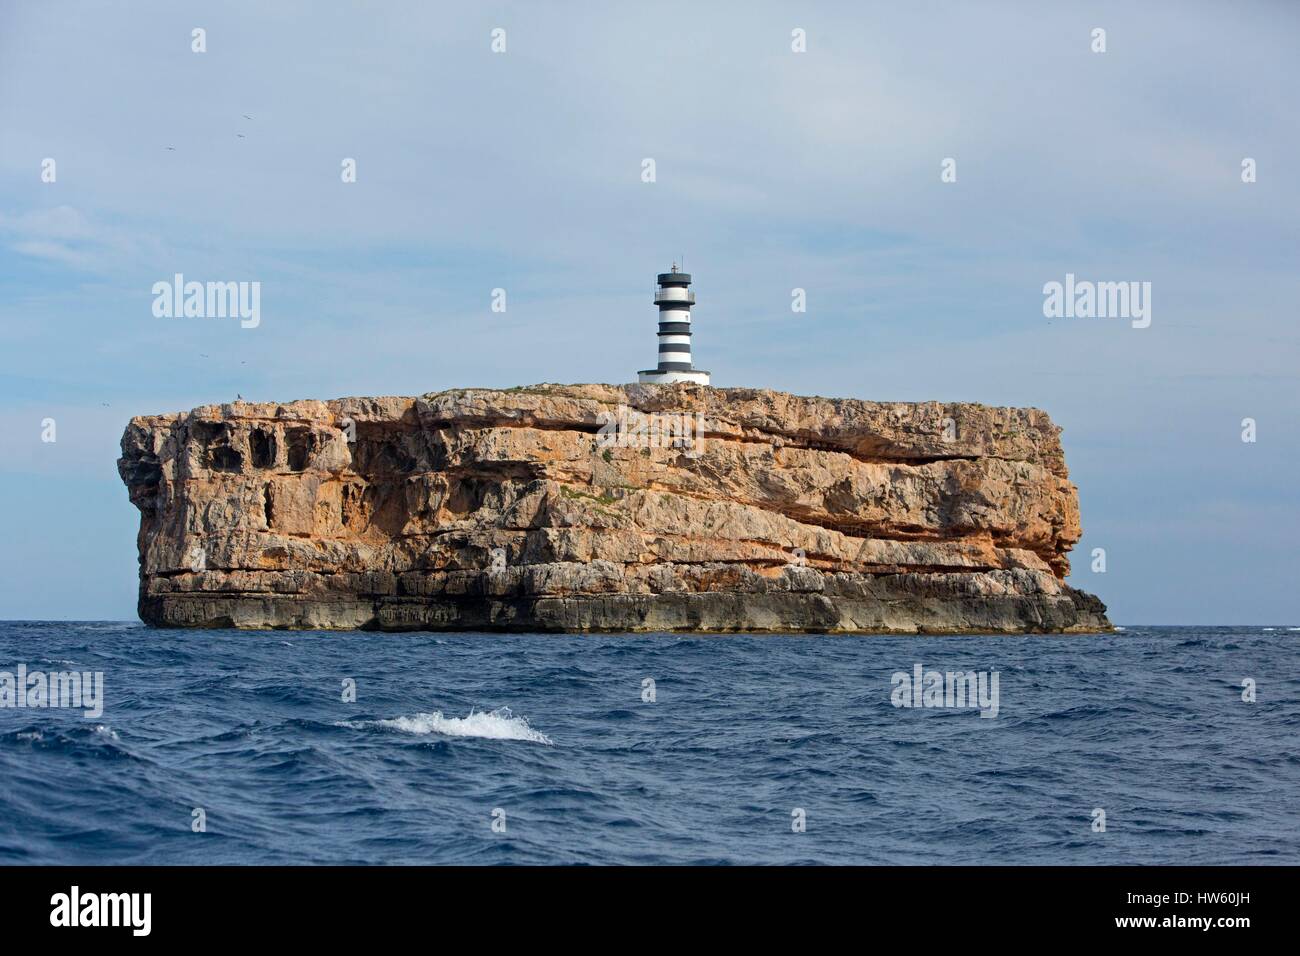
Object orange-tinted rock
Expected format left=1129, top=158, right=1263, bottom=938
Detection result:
left=118, top=383, right=1109, bottom=633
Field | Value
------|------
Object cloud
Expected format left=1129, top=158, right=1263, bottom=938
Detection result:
left=0, top=205, right=168, bottom=274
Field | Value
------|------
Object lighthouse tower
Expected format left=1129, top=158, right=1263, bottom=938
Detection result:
left=637, top=263, right=710, bottom=385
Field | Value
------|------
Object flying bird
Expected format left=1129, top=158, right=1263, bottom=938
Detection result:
left=165, top=146, right=176, bottom=151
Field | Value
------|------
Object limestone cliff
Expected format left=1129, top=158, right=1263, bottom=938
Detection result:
left=117, top=383, right=1110, bottom=633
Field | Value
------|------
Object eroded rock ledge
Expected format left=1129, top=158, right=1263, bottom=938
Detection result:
left=118, top=383, right=1110, bottom=633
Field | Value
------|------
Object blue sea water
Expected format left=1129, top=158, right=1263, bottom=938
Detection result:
left=0, top=622, right=1295, bottom=865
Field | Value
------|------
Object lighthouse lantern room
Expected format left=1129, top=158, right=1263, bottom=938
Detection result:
left=637, top=263, right=710, bottom=385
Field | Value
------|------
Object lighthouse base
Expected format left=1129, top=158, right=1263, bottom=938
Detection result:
left=637, top=369, right=711, bottom=386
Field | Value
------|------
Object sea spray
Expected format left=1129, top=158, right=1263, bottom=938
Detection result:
left=343, top=707, right=553, bottom=744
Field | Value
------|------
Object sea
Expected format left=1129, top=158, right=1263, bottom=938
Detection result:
left=0, top=622, right=1295, bottom=865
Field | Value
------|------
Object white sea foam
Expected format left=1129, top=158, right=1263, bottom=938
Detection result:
left=345, top=707, right=552, bottom=745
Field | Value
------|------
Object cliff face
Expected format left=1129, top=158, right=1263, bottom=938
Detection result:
left=118, top=383, right=1110, bottom=633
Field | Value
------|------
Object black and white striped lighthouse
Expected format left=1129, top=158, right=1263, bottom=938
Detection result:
left=637, top=263, right=710, bottom=385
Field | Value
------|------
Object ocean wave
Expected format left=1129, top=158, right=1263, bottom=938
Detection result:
left=4, top=622, right=1299, bottom=865
left=8, top=723, right=117, bottom=743
left=3, top=723, right=129, bottom=761
left=343, top=707, right=553, bottom=745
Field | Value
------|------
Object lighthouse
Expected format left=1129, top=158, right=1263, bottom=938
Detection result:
left=637, top=263, right=710, bottom=385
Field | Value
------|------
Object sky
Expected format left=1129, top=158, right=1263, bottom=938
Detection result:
left=1, top=1, right=1296, bottom=624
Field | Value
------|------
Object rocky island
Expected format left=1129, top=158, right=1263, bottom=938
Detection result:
left=118, top=384, right=1110, bottom=633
